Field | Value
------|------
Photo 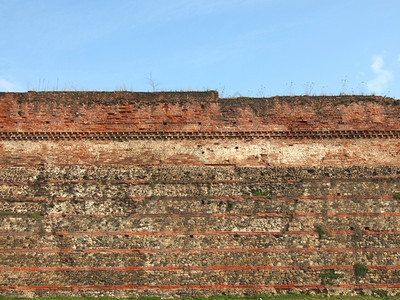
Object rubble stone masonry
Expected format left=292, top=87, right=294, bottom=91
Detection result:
left=0, top=91, right=400, bottom=297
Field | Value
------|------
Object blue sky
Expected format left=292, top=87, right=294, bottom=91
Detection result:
left=0, top=0, right=399, bottom=97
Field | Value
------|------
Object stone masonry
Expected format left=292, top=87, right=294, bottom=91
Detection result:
left=0, top=91, right=400, bottom=297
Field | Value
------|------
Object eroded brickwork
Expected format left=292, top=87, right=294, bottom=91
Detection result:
left=0, top=91, right=400, bottom=297
left=1, top=91, right=399, bottom=133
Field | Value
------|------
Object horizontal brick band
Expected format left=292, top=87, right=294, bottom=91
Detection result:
left=0, top=211, right=397, bottom=219
left=0, top=179, right=242, bottom=186
left=2, top=230, right=400, bottom=237
left=0, top=194, right=396, bottom=202
left=1, top=264, right=399, bottom=272
left=1, top=130, right=400, bottom=141
left=2, top=247, right=400, bottom=254
left=2, top=283, right=400, bottom=291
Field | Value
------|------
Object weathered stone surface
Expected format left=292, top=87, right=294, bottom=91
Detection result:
left=1, top=91, right=400, bottom=297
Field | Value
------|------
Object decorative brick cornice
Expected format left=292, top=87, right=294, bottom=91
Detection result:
left=1, top=130, right=399, bottom=141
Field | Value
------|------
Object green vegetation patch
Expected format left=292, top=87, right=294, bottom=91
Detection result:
left=372, top=289, right=389, bottom=298
left=0, top=211, right=13, bottom=215
left=315, top=225, right=325, bottom=239
left=354, top=263, right=369, bottom=276
left=226, top=200, right=234, bottom=212
left=319, top=269, right=344, bottom=285
left=252, top=191, right=270, bottom=197
left=27, top=212, right=41, bottom=221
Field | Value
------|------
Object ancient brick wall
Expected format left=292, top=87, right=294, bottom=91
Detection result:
left=0, top=91, right=400, bottom=297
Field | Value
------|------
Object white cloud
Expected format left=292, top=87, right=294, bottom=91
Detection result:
left=0, top=78, right=20, bottom=92
left=367, top=55, right=393, bottom=94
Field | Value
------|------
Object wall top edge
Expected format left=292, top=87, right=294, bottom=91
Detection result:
left=0, top=91, right=398, bottom=105
left=0, top=91, right=219, bottom=104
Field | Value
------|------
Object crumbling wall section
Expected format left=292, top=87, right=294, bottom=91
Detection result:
left=0, top=92, right=400, bottom=297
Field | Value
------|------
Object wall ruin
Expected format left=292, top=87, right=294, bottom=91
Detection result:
left=0, top=91, right=400, bottom=297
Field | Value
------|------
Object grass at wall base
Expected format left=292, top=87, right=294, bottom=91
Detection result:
left=0, top=295, right=399, bottom=300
